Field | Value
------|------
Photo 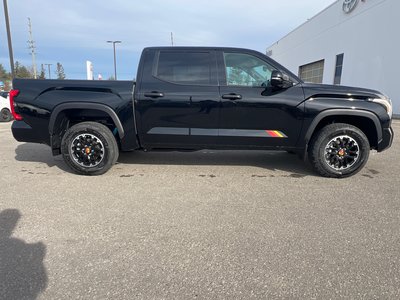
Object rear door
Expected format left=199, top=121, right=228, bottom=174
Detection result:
left=135, top=49, right=220, bottom=148
left=217, top=50, right=305, bottom=148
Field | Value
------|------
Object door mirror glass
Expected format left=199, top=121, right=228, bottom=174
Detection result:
left=271, top=70, right=293, bottom=89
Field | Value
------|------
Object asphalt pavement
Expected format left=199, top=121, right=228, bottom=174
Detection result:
left=0, top=121, right=399, bottom=299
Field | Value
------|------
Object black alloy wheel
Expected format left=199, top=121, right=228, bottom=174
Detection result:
left=61, top=122, right=119, bottom=175
left=70, top=133, right=105, bottom=168
left=309, top=123, right=370, bottom=178
left=324, top=135, right=360, bottom=171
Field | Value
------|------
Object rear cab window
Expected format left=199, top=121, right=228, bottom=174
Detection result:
left=153, top=51, right=217, bottom=85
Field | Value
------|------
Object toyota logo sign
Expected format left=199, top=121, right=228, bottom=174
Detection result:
left=343, top=0, right=359, bottom=13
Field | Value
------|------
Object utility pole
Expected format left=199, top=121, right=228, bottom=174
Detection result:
left=40, top=64, right=45, bottom=78
left=27, top=17, right=38, bottom=79
left=44, top=64, right=52, bottom=79
left=3, top=0, right=15, bottom=78
left=106, top=41, right=121, bottom=80
left=171, top=32, right=174, bottom=46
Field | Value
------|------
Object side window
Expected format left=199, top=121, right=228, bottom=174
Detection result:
left=224, top=53, right=275, bottom=87
left=155, top=51, right=212, bottom=85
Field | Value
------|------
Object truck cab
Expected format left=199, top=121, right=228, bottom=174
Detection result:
left=135, top=47, right=305, bottom=151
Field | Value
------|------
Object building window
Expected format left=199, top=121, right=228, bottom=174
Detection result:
left=299, top=60, right=324, bottom=83
left=334, top=53, right=344, bottom=85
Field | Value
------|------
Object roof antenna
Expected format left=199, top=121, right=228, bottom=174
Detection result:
left=170, top=32, right=174, bottom=46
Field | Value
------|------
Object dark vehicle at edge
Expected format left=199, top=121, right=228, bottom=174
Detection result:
left=9, top=47, right=394, bottom=177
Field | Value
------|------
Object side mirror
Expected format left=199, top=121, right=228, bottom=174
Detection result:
left=271, top=70, right=293, bottom=89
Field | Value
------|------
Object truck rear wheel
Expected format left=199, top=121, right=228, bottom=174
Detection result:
left=61, top=122, right=119, bottom=175
left=308, top=123, right=370, bottom=178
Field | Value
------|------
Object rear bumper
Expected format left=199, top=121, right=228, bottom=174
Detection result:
left=11, top=120, right=37, bottom=143
left=377, top=126, right=394, bottom=152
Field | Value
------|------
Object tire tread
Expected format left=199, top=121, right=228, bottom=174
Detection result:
left=308, top=123, right=370, bottom=178
left=61, top=121, right=119, bottom=175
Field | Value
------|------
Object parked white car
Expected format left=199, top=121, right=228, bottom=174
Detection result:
left=0, top=91, right=13, bottom=122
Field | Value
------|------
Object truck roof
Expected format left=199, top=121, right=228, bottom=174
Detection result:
left=143, top=46, right=261, bottom=53
left=142, top=46, right=300, bottom=83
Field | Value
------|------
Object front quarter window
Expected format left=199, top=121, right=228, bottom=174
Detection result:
left=224, top=52, right=275, bottom=87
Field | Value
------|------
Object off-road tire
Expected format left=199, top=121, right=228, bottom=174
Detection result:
left=0, top=108, right=12, bottom=122
left=308, top=123, right=370, bottom=178
left=61, top=122, right=119, bottom=175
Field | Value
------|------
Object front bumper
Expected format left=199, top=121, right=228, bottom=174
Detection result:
left=377, top=127, right=394, bottom=152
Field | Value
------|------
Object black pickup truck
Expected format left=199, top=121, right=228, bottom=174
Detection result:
left=10, top=47, right=393, bottom=177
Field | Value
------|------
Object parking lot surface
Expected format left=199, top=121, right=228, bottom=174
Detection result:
left=0, top=121, right=399, bottom=299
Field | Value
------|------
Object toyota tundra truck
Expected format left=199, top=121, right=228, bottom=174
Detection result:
left=9, top=47, right=394, bottom=177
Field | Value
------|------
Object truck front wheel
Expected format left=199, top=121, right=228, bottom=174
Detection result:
left=61, top=122, right=119, bottom=175
left=308, top=123, right=370, bottom=178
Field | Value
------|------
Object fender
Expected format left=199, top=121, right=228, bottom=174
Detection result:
left=49, top=102, right=125, bottom=139
left=300, top=109, right=382, bottom=160
left=305, top=109, right=382, bottom=144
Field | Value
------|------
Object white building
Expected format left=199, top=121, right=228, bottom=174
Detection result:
left=267, top=0, right=399, bottom=115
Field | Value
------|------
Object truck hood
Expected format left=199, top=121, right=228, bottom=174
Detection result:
left=301, top=83, right=387, bottom=101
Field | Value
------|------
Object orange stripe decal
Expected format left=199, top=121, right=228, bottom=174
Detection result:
left=266, top=130, right=287, bottom=138
left=266, top=130, right=278, bottom=137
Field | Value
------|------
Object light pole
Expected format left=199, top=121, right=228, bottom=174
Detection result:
left=107, top=40, right=121, bottom=80
left=3, top=0, right=15, bottom=78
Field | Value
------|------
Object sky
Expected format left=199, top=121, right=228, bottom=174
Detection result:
left=0, top=0, right=335, bottom=80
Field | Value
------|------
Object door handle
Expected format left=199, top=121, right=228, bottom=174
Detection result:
left=144, top=91, right=164, bottom=98
left=222, top=93, right=242, bottom=100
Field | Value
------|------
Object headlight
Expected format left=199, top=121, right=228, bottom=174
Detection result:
left=370, top=97, right=393, bottom=119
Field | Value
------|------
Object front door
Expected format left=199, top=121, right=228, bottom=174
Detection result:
left=218, top=51, right=305, bottom=148
left=135, top=49, right=220, bottom=149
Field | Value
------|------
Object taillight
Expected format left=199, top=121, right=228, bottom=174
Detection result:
left=9, top=89, right=23, bottom=121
